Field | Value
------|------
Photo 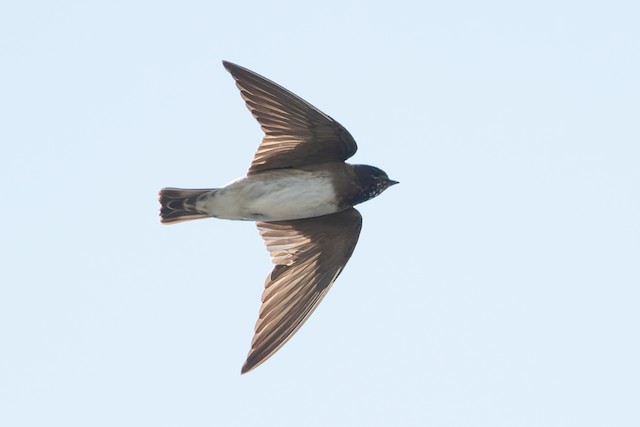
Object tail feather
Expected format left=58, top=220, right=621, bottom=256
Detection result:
left=158, top=187, right=216, bottom=224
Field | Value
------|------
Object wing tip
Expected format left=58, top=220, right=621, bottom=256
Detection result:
left=240, top=359, right=259, bottom=375
left=222, top=60, right=243, bottom=74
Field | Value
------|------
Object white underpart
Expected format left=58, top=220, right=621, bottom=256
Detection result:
left=197, top=169, right=339, bottom=221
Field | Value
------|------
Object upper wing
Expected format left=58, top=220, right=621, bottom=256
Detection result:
left=242, top=208, right=363, bottom=374
left=223, top=61, right=358, bottom=175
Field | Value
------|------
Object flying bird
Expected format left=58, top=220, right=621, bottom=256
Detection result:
left=159, top=61, right=397, bottom=374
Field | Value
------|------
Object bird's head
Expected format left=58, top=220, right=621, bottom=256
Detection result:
left=352, top=164, right=399, bottom=203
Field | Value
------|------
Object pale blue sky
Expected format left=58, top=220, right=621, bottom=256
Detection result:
left=1, top=1, right=639, bottom=426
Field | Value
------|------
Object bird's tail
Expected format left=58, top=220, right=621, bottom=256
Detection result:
left=158, top=188, right=217, bottom=224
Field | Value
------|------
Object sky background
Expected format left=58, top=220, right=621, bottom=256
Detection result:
left=1, top=1, right=639, bottom=426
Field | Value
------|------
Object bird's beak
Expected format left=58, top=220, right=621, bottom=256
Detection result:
left=388, top=179, right=399, bottom=186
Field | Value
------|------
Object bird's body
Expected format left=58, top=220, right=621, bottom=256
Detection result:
left=163, top=164, right=344, bottom=222
left=216, top=167, right=340, bottom=221
left=159, top=61, right=397, bottom=373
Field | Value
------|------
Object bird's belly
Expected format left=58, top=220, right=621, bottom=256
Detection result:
left=209, top=171, right=340, bottom=221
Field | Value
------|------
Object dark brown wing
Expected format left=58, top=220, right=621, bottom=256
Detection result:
left=242, top=208, right=363, bottom=374
left=223, top=61, right=358, bottom=175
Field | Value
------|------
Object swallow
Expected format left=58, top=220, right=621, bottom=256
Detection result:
left=159, top=61, right=398, bottom=374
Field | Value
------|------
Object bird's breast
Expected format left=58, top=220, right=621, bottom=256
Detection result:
left=210, top=169, right=341, bottom=221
